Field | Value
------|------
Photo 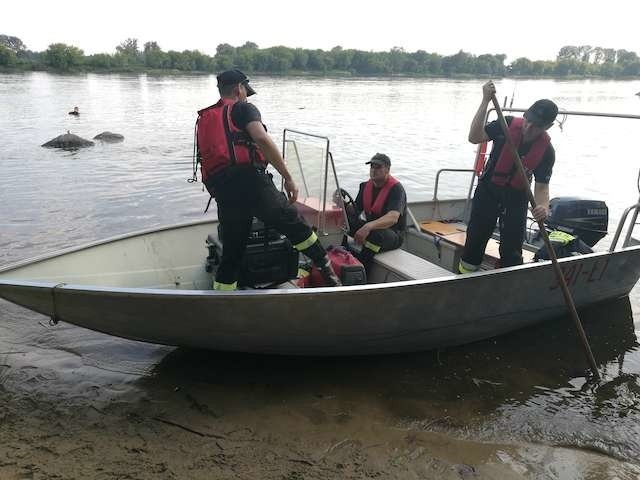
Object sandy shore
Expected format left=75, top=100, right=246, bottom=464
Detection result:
left=2, top=386, right=637, bottom=480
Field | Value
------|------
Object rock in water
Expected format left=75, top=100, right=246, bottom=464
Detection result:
left=42, top=133, right=94, bottom=149
left=93, top=131, right=124, bottom=142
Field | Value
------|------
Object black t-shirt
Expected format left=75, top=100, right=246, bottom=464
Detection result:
left=230, top=102, right=262, bottom=131
left=482, top=116, right=555, bottom=184
left=355, top=181, right=407, bottom=232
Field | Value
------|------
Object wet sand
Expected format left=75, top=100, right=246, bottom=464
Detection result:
left=1, top=298, right=640, bottom=479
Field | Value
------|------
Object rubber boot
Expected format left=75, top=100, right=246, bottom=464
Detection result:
left=316, top=256, right=342, bottom=287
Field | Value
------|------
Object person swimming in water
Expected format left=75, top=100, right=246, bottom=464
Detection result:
left=68, top=106, right=79, bottom=116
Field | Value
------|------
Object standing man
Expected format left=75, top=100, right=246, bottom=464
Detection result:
left=459, top=81, right=558, bottom=273
left=197, top=69, right=340, bottom=290
left=345, top=153, right=407, bottom=270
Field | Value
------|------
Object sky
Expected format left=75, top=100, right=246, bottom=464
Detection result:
left=2, top=0, right=639, bottom=62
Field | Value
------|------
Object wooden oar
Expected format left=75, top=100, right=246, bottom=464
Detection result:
left=490, top=95, right=601, bottom=381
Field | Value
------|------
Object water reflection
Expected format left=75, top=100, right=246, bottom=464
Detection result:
left=139, top=297, right=639, bottom=462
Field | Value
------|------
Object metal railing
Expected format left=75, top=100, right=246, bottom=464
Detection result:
left=610, top=170, right=640, bottom=251
left=282, top=129, right=349, bottom=235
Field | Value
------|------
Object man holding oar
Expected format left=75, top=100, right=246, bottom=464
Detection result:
left=459, top=81, right=558, bottom=273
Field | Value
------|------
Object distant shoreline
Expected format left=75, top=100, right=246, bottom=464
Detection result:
left=2, top=66, right=639, bottom=82
left=2, top=38, right=639, bottom=79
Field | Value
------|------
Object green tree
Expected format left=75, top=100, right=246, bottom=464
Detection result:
left=85, top=53, right=114, bottom=69
left=557, top=45, right=580, bottom=60
left=143, top=41, right=168, bottom=69
left=578, top=45, right=592, bottom=63
left=215, top=53, right=235, bottom=71
left=329, top=46, right=353, bottom=71
left=44, top=43, right=84, bottom=70
left=115, top=38, right=141, bottom=66
left=531, top=60, right=554, bottom=75
left=351, top=51, right=390, bottom=74
left=510, top=57, right=533, bottom=75
left=266, top=46, right=294, bottom=72
left=0, top=34, right=26, bottom=52
left=621, top=62, right=640, bottom=76
left=235, top=42, right=258, bottom=70
left=0, top=45, right=17, bottom=66
left=616, top=49, right=638, bottom=65
left=216, top=43, right=235, bottom=56
left=292, top=48, right=309, bottom=70
left=214, top=43, right=235, bottom=71
left=592, top=47, right=605, bottom=64
left=555, top=58, right=587, bottom=76
left=602, top=48, right=617, bottom=64
left=476, top=53, right=505, bottom=75
left=389, top=47, right=407, bottom=73
left=408, top=50, right=430, bottom=74
left=307, top=49, right=333, bottom=72
left=441, top=50, right=473, bottom=75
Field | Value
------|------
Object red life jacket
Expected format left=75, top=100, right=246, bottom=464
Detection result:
left=491, top=117, right=550, bottom=190
left=196, top=98, right=266, bottom=181
left=363, top=176, right=399, bottom=218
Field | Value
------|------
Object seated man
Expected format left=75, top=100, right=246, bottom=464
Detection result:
left=344, top=153, right=407, bottom=269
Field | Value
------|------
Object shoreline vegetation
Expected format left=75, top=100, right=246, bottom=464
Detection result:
left=1, top=35, right=640, bottom=80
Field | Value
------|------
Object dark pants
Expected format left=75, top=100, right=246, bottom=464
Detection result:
left=346, top=212, right=403, bottom=269
left=206, top=166, right=324, bottom=285
left=461, top=180, right=528, bottom=268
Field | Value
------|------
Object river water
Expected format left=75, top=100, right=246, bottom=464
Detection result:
left=1, top=72, right=640, bottom=477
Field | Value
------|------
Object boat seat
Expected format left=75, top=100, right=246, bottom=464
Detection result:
left=372, top=248, right=453, bottom=281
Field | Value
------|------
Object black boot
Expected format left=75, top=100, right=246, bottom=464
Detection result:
left=317, top=256, right=342, bottom=287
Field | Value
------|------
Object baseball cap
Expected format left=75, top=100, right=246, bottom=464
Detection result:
left=365, top=153, right=391, bottom=167
left=524, top=99, right=558, bottom=127
left=216, top=69, right=256, bottom=96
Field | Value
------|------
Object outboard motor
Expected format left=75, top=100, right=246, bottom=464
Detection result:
left=545, top=197, right=608, bottom=247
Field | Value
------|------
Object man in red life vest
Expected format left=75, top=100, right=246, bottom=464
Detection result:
left=197, top=70, right=340, bottom=290
left=345, top=153, right=407, bottom=270
left=459, top=80, right=558, bottom=273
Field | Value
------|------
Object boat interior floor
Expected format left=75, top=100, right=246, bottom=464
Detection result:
left=417, top=219, right=535, bottom=265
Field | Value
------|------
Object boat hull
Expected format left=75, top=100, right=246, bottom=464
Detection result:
left=1, top=246, right=638, bottom=355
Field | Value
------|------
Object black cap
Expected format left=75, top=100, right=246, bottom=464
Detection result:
left=365, top=153, right=391, bottom=167
left=216, top=69, right=256, bottom=96
left=524, top=99, right=558, bottom=127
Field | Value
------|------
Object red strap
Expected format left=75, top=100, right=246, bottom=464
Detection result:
left=474, top=142, right=487, bottom=176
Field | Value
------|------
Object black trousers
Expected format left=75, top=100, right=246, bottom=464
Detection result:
left=346, top=212, right=403, bottom=268
left=461, top=180, right=528, bottom=268
left=206, top=166, right=322, bottom=285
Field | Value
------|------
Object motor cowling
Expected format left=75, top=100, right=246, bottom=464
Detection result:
left=544, top=197, right=608, bottom=247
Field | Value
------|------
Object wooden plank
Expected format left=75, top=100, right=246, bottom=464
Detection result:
left=419, top=221, right=465, bottom=236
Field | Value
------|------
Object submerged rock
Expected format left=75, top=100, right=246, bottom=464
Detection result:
left=93, top=131, right=124, bottom=142
left=42, top=133, right=94, bottom=149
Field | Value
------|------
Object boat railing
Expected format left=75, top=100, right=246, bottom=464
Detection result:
left=434, top=168, right=476, bottom=222
left=610, top=202, right=640, bottom=251
left=282, top=129, right=349, bottom=236
left=610, top=169, right=640, bottom=251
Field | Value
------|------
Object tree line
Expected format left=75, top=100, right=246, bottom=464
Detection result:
left=1, top=35, right=639, bottom=78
